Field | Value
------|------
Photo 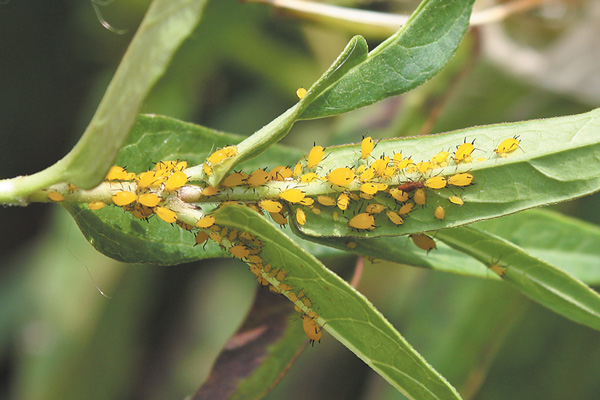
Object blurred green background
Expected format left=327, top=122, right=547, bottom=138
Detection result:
left=1, top=0, right=599, bottom=399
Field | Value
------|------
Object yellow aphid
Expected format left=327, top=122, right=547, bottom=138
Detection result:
left=398, top=202, right=414, bottom=215
left=397, top=158, right=413, bottom=170
left=360, top=183, right=379, bottom=195
left=207, top=145, right=237, bottom=164
left=259, top=200, right=283, bottom=213
left=296, top=87, right=307, bottom=99
left=279, top=283, right=293, bottom=292
left=277, top=270, right=287, bottom=281
left=246, top=255, right=262, bottom=264
left=293, top=162, right=303, bottom=177
left=333, top=211, right=339, bottom=221
left=475, top=157, right=486, bottom=163
left=414, top=189, right=426, bottom=206
left=383, top=167, right=395, bottom=178
left=174, top=161, right=188, bottom=171
left=247, top=169, right=270, bottom=187
left=448, top=196, right=464, bottom=206
left=296, top=208, right=307, bottom=225
left=209, top=232, right=223, bottom=245
left=391, top=152, right=403, bottom=167
left=410, top=234, right=436, bottom=253
left=448, top=173, right=474, bottom=187
left=196, top=215, right=216, bottom=228
left=269, top=166, right=293, bottom=181
left=203, top=163, right=213, bottom=176
left=349, top=193, right=360, bottom=201
left=269, top=286, right=281, bottom=294
left=176, top=220, right=194, bottom=231
left=289, top=292, right=299, bottom=302
left=202, top=186, right=219, bottom=196
left=432, top=151, right=449, bottom=164
left=257, top=276, right=269, bottom=286
left=434, top=206, right=445, bottom=220
left=337, top=192, right=350, bottom=211
left=222, top=171, right=248, bottom=188
left=495, top=136, right=520, bottom=157
left=377, top=183, right=388, bottom=191
left=302, top=315, right=322, bottom=346
left=299, top=197, right=314, bottom=206
left=359, top=193, right=374, bottom=200
left=489, top=264, right=507, bottom=277
left=280, top=188, right=305, bottom=203
left=249, top=263, right=262, bottom=276
left=372, top=157, right=389, bottom=176
left=194, top=231, right=209, bottom=246
left=359, top=167, right=376, bottom=183
left=229, top=244, right=251, bottom=259
left=425, top=176, right=447, bottom=190
left=416, top=161, right=434, bottom=174
left=105, top=166, right=129, bottom=181
left=311, top=207, right=321, bottom=215
left=137, top=171, right=159, bottom=189
left=348, top=213, right=375, bottom=231
left=138, top=193, right=161, bottom=207
left=155, top=206, right=177, bottom=223
left=346, top=241, right=358, bottom=249
left=386, top=210, right=403, bottom=225
left=164, top=171, right=188, bottom=191
left=269, top=212, right=288, bottom=226
left=360, top=136, right=374, bottom=160
left=366, top=203, right=386, bottom=214
left=112, top=191, right=138, bottom=206
left=317, top=195, right=337, bottom=207
left=454, top=139, right=475, bottom=163
left=356, top=164, right=367, bottom=175
left=264, top=264, right=272, bottom=273
left=88, top=201, right=106, bottom=210
left=307, top=145, right=325, bottom=169
left=327, top=167, right=355, bottom=186
left=300, top=172, right=320, bottom=183
left=302, top=297, right=312, bottom=308
left=389, top=188, right=409, bottom=202
left=47, top=191, right=65, bottom=202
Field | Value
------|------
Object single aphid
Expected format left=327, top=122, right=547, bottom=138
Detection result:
left=365, top=203, right=386, bottom=214
left=454, top=139, right=475, bottom=164
left=348, top=213, right=376, bottom=231
left=138, top=193, right=161, bottom=208
left=495, top=135, right=520, bottom=157
left=448, top=173, right=474, bottom=187
left=424, top=176, right=447, bottom=190
left=336, top=192, right=350, bottom=211
left=247, top=169, right=270, bottom=187
left=360, top=136, right=374, bottom=160
left=112, top=191, right=138, bottom=206
left=88, top=201, right=106, bottom=210
left=448, top=196, right=464, bottom=206
left=302, top=315, right=322, bottom=346
left=434, top=206, right=445, bottom=220
left=229, top=244, right=251, bottom=259
left=196, top=215, right=216, bottom=228
left=386, top=210, right=404, bottom=226
left=410, top=234, right=436, bottom=253
left=259, top=200, right=283, bottom=213
left=194, top=231, right=209, bottom=247
left=414, top=188, right=426, bottom=206
left=307, top=145, right=325, bottom=169
left=47, top=191, right=65, bottom=202
left=296, top=87, right=307, bottom=99
left=155, top=206, right=177, bottom=223
left=327, top=168, right=355, bottom=187
left=389, top=188, right=409, bottom=202
left=398, top=202, right=414, bottom=215
left=221, top=171, right=248, bottom=188
left=279, top=188, right=305, bottom=204
left=296, top=208, right=307, bottom=225
left=317, top=195, right=337, bottom=207
left=164, top=171, right=188, bottom=191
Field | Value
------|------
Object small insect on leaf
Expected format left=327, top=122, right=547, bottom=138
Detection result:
left=414, top=189, right=426, bottom=206
left=398, top=202, right=414, bottom=215
left=207, top=145, right=238, bottom=164
left=424, top=176, right=447, bottom=190
left=164, top=171, right=188, bottom=191
left=280, top=188, right=305, bottom=204
left=454, top=139, right=475, bottom=164
left=489, top=263, right=507, bottom=277
left=434, top=206, right=445, bottom=220
left=296, top=87, right=307, bottom=99
left=112, top=191, right=138, bottom=206
left=302, top=315, right=322, bottom=346
left=389, top=188, right=409, bottom=203
left=386, top=210, right=403, bottom=225
left=259, top=200, right=283, bottom=213
left=138, top=193, right=161, bottom=208
left=229, top=244, right=251, bottom=259
left=337, top=192, right=350, bottom=211
left=247, top=169, right=270, bottom=187
left=365, top=203, right=386, bottom=214
left=222, top=171, right=248, bottom=188
left=495, top=136, right=520, bottom=157
left=410, top=234, right=436, bottom=253
left=196, top=215, right=216, bottom=228
left=155, top=206, right=177, bottom=223
left=194, top=231, right=209, bottom=246
left=360, top=136, right=374, bottom=160
left=360, top=183, right=379, bottom=195
left=88, top=201, right=106, bottom=210
left=448, top=196, right=464, bottom=206
left=317, top=195, right=337, bottom=207
left=348, top=213, right=375, bottom=231
left=431, top=150, right=449, bottom=164
left=296, top=208, right=307, bottom=225
left=300, top=172, right=320, bottom=183
left=327, top=168, right=355, bottom=187
left=448, top=173, right=474, bottom=187
left=307, top=145, right=325, bottom=169
left=269, top=212, right=288, bottom=226
left=105, top=166, right=130, bottom=181
left=48, top=191, right=65, bottom=202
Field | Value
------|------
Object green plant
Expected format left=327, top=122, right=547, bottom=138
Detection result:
left=2, top=0, right=600, bottom=399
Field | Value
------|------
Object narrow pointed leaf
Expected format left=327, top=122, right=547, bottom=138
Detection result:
left=212, top=204, right=462, bottom=399
left=435, top=226, right=600, bottom=331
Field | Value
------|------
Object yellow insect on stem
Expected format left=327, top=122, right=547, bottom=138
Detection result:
left=360, top=136, right=374, bottom=160
left=424, top=176, right=447, bottom=190
left=112, top=191, right=138, bottom=206
left=279, top=188, right=305, bottom=204
left=155, top=206, right=177, bottom=223
left=495, top=135, right=520, bottom=157
left=307, top=145, right=325, bottom=169
left=348, top=213, right=375, bottom=231
left=302, top=315, right=322, bottom=346
left=410, top=234, right=436, bottom=253
left=327, top=168, right=355, bottom=187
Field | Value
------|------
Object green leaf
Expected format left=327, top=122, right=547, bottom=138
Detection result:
left=292, top=209, right=600, bottom=285
left=294, top=108, right=600, bottom=238
left=474, top=209, right=600, bottom=285
left=0, top=0, right=208, bottom=205
left=66, top=115, right=338, bottom=264
left=212, top=204, right=462, bottom=399
left=435, top=226, right=600, bottom=331
left=300, top=0, right=475, bottom=119
left=208, top=0, right=474, bottom=185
